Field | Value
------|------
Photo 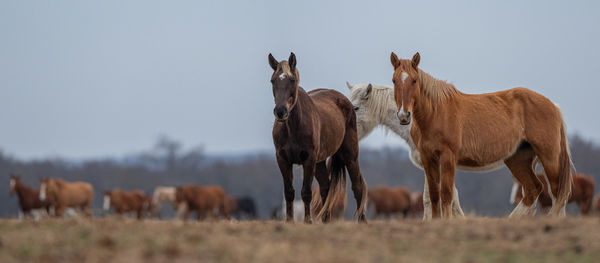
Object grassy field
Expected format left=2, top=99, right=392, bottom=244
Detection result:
left=0, top=217, right=598, bottom=263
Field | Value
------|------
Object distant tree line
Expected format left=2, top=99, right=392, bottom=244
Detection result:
left=2, top=134, right=599, bottom=218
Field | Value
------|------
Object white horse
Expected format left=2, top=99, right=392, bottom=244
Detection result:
left=151, top=186, right=177, bottom=218
left=347, top=82, right=465, bottom=220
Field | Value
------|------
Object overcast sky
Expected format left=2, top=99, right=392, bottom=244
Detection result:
left=0, top=0, right=598, bottom=160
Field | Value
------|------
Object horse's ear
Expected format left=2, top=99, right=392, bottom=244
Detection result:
left=288, top=52, right=296, bottom=70
left=346, top=82, right=353, bottom=90
left=411, top=52, right=420, bottom=69
left=365, top=84, right=373, bottom=98
left=268, top=53, right=278, bottom=71
left=390, top=52, right=400, bottom=68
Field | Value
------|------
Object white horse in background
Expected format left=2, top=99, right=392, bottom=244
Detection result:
left=151, top=186, right=177, bottom=218
left=347, top=82, right=465, bottom=220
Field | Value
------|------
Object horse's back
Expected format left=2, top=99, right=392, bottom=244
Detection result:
left=308, top=88, right=354, bottom=121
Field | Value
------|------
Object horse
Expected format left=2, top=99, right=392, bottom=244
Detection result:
left=151, top=186, right=177, bottom=218
left=310, top=186, right=347, bottom=221
left=410, top=191, right=424, bottom=218
left=230, top=196, right=258, bottom=220
left=103, top=189, right=151, bottom=219
left=268, top=52, right=367, bottom=223
left=390, top=52, right=573, bottom=219
left=225, top=195, right=238, bottom=219
left=9, top=174, right=51, bottom=219
left=175, top=185, right=229, bottom=221
left=367, top=186, right=411, bottom=219
left=347, top=82, right=464, bottom=220
left=593, top=194, right=600, bottom=215
left=512, top=173, right=595, bottom=215
left=40, top=177, right=94, bottom=217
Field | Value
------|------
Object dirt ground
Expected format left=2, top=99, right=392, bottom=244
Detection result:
left=0, top=216, right=598, bottom=263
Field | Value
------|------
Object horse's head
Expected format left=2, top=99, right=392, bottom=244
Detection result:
left=103, top=191, right=112, bottom=211
left=39, top=177, right=54, bottom=201
left=9, top=174, right=20, bottom=195
left=390, top=52, right=421, bottom=125
left=347, top=82, right=376, bottom=139
left=268, top=52, right=299, bottom=122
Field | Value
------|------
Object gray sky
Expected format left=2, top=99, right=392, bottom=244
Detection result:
left=1, top=0, right=598, bottom=160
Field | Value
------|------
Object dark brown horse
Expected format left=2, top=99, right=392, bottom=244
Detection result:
left=9, top=174, right=51, bottom=219
left=269, top=52, right=367, bottom=223
left=175, top=185, right=229, bottom=221
left=103, top=189, right=151, bottom=219
left=367, top=186, right=412, bottom=219
left=513, top=173, right=595, bottom=215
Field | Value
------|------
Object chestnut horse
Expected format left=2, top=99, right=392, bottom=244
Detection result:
left=410, top=191, right=424, bottom=218
left=347, top=82, right=464, bottom=220
left=40, top=178, right=94, bottom=217
left=9, top=174, right=51, bottom=219
left=269, top=52, right=367, bottom=223
left=512, top=173, right=595, bottom=215
left=103, top=189, right=151, bottom=219
left=390, top=52, right=573, bottom=219
left=310, top=186, right=347, bottom=221
left=368, top=186, right=411, bottom=219
left=175, top=185, right=229, bottom=221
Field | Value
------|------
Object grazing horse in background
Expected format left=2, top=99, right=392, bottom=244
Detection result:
left=9, top=174, right=51, bottom=219
left=103, top=189, right=151, bottom=219
left=310, top=186, right=347, bottom=221
left=347, top=82, right=464, bottom=220
left=175, top=185, right=229, bottom=221
left=410, top=191, right=424, bottom=218
left=390, top=52, right=573, bottom=219
left=367, top=186, right=412, bottom=219
left=231, top=196, right=258, bottom=220
left=512, top=173, right=595, bottom=215
left=269, top=52, right=367, bottom=223
left=225, top=195, right=238, bottom=218
left=40, top=178, right=94, bottom=217
left=151, top=186, right=177, bottom=218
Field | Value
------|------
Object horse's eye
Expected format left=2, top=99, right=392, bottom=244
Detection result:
left=412, top=79, right=417, bottom=84
left=354, top=106, right=359, bottom=111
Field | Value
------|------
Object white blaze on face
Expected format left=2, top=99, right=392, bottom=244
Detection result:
left=401, top=72, right=409, bottom=84
left=103, top=195, right=111, bottom=211
left=39, top=183, right=46, bottom=201
left=510, top=182, right=519, bottom=204
left=278, top=73, right=287, bottom=80
left=9, top=179, right=15, bottom=191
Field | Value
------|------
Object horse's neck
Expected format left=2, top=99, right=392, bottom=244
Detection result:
left=16, top=183, right=34, bottom=199
left=285, top=87, right=313, bottom=132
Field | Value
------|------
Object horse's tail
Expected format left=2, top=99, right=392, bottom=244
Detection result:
left=555, top=115, right=574, bottom=214
left=317, top=154, right=347, bottom=220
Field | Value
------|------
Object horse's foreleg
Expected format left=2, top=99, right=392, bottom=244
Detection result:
left=422, top=156, right=442, bottom=219
left=301, top=160, right=316, bottom=224
left=422, top=178, right=432, bottom=221
left=277, top=157, right=294, bottom=222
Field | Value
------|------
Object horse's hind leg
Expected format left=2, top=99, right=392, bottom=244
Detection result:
left=314, top=160, right=331, bottom=222
left=301, top=160, right=316, bottom=224
left=338, top=132, right=368, bottom=223
left=505, top=147, right=542, bottom=218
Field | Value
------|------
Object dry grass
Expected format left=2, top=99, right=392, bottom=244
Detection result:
left=0, top=217, right=599, bottom=263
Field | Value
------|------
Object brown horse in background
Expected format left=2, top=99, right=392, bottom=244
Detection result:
left=390, top=52, right=573, bottom=219
left=40, top=178, right=94, bottom=217
left=593, top=194, right=600, bottom=215
left=175, top=185, right=229, bottom=221
left=269, top=52, right=367, bottom=223
left=103, top=189, right=151, bottom=219
left=513, top=173, right=595, bottom=215
left=368, top=186, right=412, bottom=219
left=310, top=186, right=347, bottom=221
left=410, top=191, right=424, bottom=218
left=9, top=174, right=51, bottom=219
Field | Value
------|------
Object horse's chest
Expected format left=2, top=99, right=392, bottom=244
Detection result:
left=278, top=146, right=312, bottom=164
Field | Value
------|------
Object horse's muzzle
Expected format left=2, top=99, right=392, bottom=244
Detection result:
left=397, top=111, right=411, bottom=125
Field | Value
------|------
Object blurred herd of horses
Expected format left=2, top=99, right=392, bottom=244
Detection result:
left=6, top=51, right=597, bottom=223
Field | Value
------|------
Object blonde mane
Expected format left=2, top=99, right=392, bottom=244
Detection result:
left=418, top=69, right=460, bottom=102
left=350, top=84, right=395, bottom=123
